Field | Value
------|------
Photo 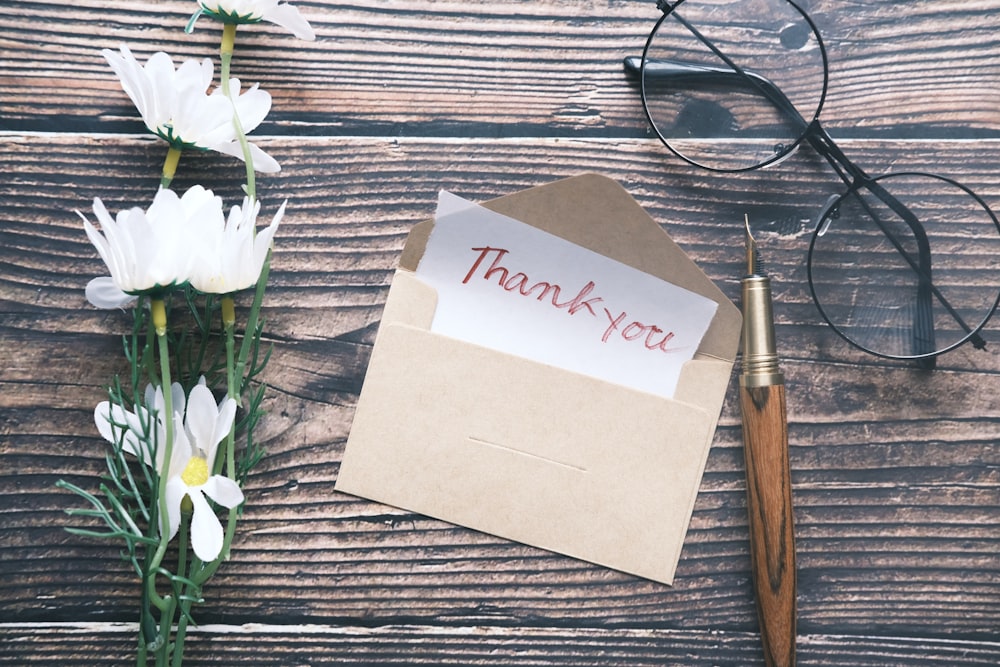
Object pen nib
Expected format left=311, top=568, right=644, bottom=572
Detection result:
left=744, top=214, right=765, bottom=277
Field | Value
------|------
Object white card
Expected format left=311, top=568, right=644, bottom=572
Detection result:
left=414, top=191, right=719, bottom=399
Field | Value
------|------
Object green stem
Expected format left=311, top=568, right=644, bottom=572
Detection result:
left=202, top=297, right=240, bottom=570
left=170, top=511, right=193, bottom=667
left=219, top=23, right=256, bottom=200
left=176, top=510, right=190, bottom=583
left=146, top=299, right=175, bottom=608
left=172, top=604, right=193, bottom=667
left=236, top=252, right=270, bottom=385
left=219, top=297, right=237, bottom=478
left=137, top=578, right=154, bottom=666
left=154, top=593, right=176, bottom=667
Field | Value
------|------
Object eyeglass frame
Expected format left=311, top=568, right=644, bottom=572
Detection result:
left=624, top=0, right=1000, bottom=368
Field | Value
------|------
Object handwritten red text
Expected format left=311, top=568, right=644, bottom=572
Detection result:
left=461, top=246, right=679, bottom=353
left=463, top=246, right=602, bottom=316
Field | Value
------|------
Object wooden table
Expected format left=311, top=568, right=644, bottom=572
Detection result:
left=2, top=0, right=999, bottom=664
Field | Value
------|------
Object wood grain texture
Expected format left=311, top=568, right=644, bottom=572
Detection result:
left=3, top=0, right=1000, bottom=664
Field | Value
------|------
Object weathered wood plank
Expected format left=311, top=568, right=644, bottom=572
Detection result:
left=4, top=134, right=1000, bottom=349
left=1, top=1, right=999, bottom=138
left=2, top=623, right=1000, bottom=666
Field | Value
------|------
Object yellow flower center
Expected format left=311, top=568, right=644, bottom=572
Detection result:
left=181, top=456, right=210, bottom=487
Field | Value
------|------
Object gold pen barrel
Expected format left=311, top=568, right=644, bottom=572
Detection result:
left=740, top=274, right=784, bottom=388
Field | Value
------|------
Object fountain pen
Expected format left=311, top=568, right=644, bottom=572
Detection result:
left=739, top=217, right=797, bottom=667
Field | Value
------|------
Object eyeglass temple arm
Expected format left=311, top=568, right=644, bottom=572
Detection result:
left=853, top=176, right=937, bottom=363
left=797, top=126, right=981, bottom=363
left=624, top=56, right=805, bottom=128
left=809, top=125, right=986, bottom=356
left=627, top=56, right=865, bottom=187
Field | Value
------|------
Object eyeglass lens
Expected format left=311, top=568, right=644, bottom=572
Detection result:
left=640, top=0, right=827, bottom=172
left=808, top=172, right=1000, bottom=360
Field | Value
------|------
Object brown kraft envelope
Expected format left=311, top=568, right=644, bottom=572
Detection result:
left=336, top=173, right=742, bottom=584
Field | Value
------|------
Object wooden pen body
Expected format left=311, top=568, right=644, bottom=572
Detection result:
left=739, top=381, right=796, bottom=667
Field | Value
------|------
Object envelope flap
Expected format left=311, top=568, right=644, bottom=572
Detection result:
left=399, top=173, right=740, bottom=361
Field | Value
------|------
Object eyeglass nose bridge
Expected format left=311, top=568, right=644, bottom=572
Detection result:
left=801, top=121, right=875, bottom=189
left=813, top=194, right=840, bottom=236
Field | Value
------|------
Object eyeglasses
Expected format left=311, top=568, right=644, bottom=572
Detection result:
left=625, top=0, right=1000, bottom=368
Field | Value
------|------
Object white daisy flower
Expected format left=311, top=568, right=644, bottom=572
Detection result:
left=95, top=380, right=243, bottom=562
left=188, top=197, right=285, bottom=295
left=81, top=186, right=221, bottom=308
left=164, top=382, right=242, bottom=563
left=102, top=45, right=280, bottom=173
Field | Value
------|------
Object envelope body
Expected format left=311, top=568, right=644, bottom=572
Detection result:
left=336, top=173, right=741, bottom=584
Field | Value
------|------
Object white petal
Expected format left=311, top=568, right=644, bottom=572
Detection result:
left=85, top=277, right=137, bottom=309
left=164, top=476, right=187, bottom=541
left=209, top=140, right=281, bottom=173
left=265, top=3, right=316, bottom=40
left=246, top=142, right=281, bottom=173
left=178, top=183, right=217, bottom=212
left=94, top=401, right=118, bottom=443
left=202, top=475, right=245, bottom=509
left=174, top=90, right=234, bottom=145
left=108, top=209, right=146, bottom=291
left=252, top=200, right=284, bottom=272
left=185, top=383, right=220, bottom=454
left=81, top=189, right=209, bottom=292
left=149, top=52, right=187, bottom=129
left=211, top=397, right=238, bottom=450
left=103, top=45, right=154, bottom=123
left=188, top=490, right=225, bottom=561
left=175, top=57, right=213, bottom=95
left=170, top=383, right=187, bottom=420
left=142, top=190, right=193, bottom=287
left=230, top=82, right=272, bottom=133
left=150, top=382, right=187, bottom=426
left=81, top=213, right=117, bottom=281
left=166, top=413, right=192, bottom=478
left=95, top=402, right=141, bottom=459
